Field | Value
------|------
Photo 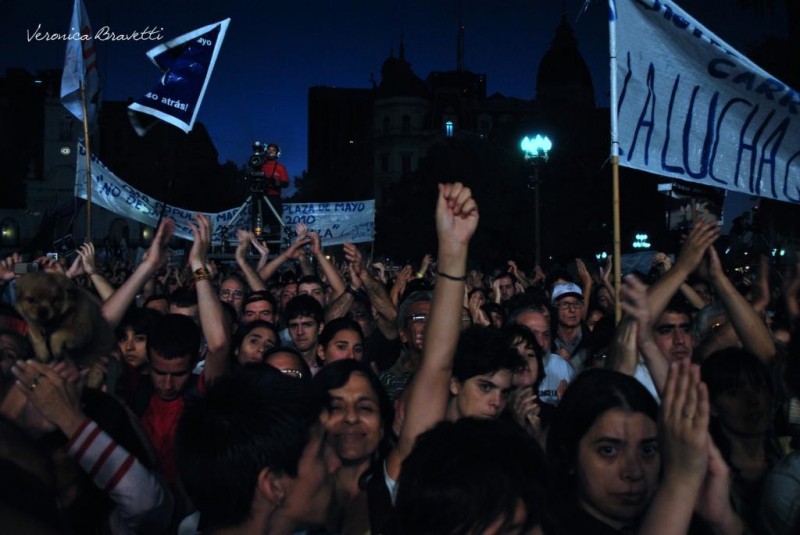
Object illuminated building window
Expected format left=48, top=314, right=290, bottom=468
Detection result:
left=445, top=121, right=454, bottom=137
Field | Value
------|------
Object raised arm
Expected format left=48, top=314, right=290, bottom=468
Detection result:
left=575, top=258, right=593, bottom=320
left=76, top=243, right=115, bottom=301
left=256, top=235, right=311, bottom=282
left=697, top=246, right=775, bottom=363
left=387, top=182, right=478, bottom=480
left=620, top=274, right=670, bottom=394
left=638, top=362, right=710, bottom=535
left=101, top=219, right=175, bottom=328
left=783, top=253, right=800, bottom=325
left=235, top=230, right=267, bottom=292
left=309, top=231, right=346, bottom=299
left=189, top=215, right=230, bottom=383
left=646, top=221, right=719, bottom=320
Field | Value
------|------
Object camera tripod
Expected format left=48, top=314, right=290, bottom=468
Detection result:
left=216, top=186, right=289, bottom=248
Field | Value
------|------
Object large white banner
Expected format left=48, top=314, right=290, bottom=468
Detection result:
left=75, top=143, right=374, bottom=245
left=612, top=0, right=800, bottom=204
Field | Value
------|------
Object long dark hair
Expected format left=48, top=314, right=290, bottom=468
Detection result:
left=546, top=369, right=658, bottom=500
left=312, top=360, right=395, bottom=475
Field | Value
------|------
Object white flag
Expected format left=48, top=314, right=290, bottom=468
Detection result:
left=612, top=0, right=800, bottom=204
left=60, top=0, right=100, bottom=125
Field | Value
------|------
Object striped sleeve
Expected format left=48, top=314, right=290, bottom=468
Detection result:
left=67, top=420, right=174, bottom=533
left=67, top=420, right=135, bottom=492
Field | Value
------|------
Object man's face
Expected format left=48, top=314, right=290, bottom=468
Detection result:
left=219, top=279, right=246, bottom=313
left=299, top=282, right=326, bottom=307
left=497, top=276, right=516, bottom=302
left=277, top=421, right=340, bottom=530
left=400, top=301, right=431, bottom=354
left=149, top=350, right=193, bottom=401
left=348, top=302, right=374, bottom=338
left=515, top=310, right=551, bottom=351
left=280, top=283, right=298, bottom=313
left=554, top=296, right=584, bottom=329
left=652, top=312, right=693, bottom=363
left=243, top=299, right=274, bottom=325
left=289, top=315, right=322, bottom=352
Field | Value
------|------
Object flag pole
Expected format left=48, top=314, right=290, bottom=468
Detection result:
left=80, top=81, right=93, bottom=243
left=609, top=1, right=622, bottom=324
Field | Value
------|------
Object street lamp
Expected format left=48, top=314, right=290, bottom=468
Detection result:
left=520, top=135, right=552, bottom=267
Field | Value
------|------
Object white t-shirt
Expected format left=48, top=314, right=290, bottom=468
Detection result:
left=538, top=352, right=576, bottom=405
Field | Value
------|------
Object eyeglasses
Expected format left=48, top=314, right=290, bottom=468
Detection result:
left=280, top=368, right=303, bottom=379
left=220, top=290, right=244, bottom=299
left=409, top=313, right=429, bottom=324
left=555, top=300, right=583, bottom=310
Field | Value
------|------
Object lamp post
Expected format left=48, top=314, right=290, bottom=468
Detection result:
left=521, top=134, right=552, bottom=267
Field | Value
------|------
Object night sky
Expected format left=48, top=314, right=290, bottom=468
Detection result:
left=2, top=0, right=788, bottom=186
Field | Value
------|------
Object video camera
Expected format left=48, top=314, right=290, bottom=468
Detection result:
left=245, top=141, right=279, bottom=192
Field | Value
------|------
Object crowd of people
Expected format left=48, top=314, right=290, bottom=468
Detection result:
left=0, top=183, right=799, bottom=534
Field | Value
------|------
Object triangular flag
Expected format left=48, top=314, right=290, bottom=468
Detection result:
left=128, top=18, right=230, bottom=135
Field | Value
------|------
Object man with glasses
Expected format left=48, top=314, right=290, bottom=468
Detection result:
left=379, top=291, right=432, bottom=400
left=551, top=282, right=593, bottom=372
left=218, top=275, right=247, bottom=316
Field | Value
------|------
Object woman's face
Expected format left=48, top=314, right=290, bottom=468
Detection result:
left=451, top=370, right=513, bottom=420
left=597, top=288, right=613, bottom=314
left=511, top=336, right=540, bottom=389
left=575, top=408, right=660, bottom=530
left=586, top=310, right=604, bottom=332
left=236, top=327, right=277, bottom=365
left=318, top=329, right=364, bottom=364
left=118, top=328, right=148, bottom=369
left=711, top=378, right=771, bottom=436
left=324, top=372, right=382, bottom=463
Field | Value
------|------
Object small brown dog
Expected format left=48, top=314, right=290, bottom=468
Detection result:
left=15, top=271, right=114, bottom=386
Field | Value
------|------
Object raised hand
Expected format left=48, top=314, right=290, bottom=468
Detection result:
left=0, top=253, right=23, bottom=281
left=188, top=214, right=212, bottom=271
left=141, top=218, right=175, bottom=270
left=675, top=220, right=719, bottom=275
left=77, top=242, right=98, bottom=274
left=436, top=182, right=479, bottom=250
left=660, top=361, right=710, bottom=485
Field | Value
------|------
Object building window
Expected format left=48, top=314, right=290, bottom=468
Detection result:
left=445, top=120, right=454, bottom=137
left=401, top=153, right=411, bottom=173
left=382, top=116, right=390, bottom=135
left=401, top=115, right=411, bottom=135
left=380, top=154, right=389, bottom=173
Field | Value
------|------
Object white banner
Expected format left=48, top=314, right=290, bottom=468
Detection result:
left=74, top=143, right=374, bottom=246
left=612, top=0, right=800, bottom=204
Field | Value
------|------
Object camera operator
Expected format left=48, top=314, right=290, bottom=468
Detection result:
left=261, top=143, right=289, bottom=223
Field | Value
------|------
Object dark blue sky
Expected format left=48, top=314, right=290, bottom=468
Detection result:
left=2, top=0, right=788, bottom=183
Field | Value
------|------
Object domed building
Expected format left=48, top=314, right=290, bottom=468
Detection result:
left=535, top=15, right=596, bottom=109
